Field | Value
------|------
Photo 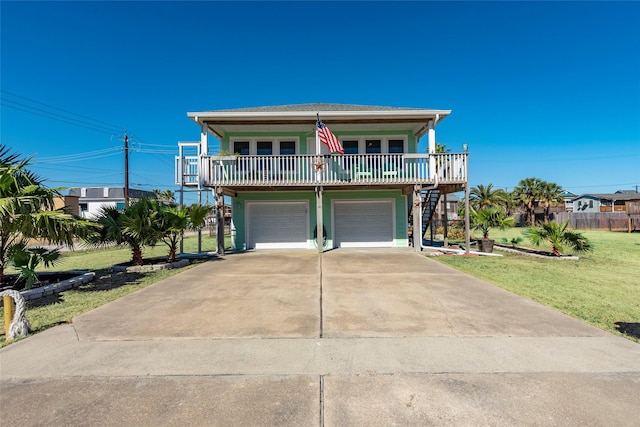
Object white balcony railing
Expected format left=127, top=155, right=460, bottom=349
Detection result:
left=176, top=153, right=467, bottom=187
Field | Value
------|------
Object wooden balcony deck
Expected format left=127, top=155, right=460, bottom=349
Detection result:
left=176, top=153, right=467, bottom=194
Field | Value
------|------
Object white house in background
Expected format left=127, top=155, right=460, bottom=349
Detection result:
left=68, top=187, right=155, bottom=218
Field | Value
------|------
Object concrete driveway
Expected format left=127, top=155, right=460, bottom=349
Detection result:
left=2, top=249, right=639, bottom=426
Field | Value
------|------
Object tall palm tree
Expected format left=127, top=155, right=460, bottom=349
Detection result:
left=0, top=145, right=93, bottom=283
left=470, top=183, right=506, bottom=210
left=513, top=177, right=544, bottom=226
left=538, top=181, right=563, bottom=223
left=524, top=220, right=592, bottom=256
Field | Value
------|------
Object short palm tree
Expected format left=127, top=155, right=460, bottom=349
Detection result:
left=155, top=203, right=188, bottom=262
left=187, top=203, right=213, bottom=253
left=523, top=220, right=592, bottom=256
left=471, top=206, right=515, bottom=239
left=86, top=198, right=161, bottom=265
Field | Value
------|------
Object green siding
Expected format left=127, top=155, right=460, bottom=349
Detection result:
left=232, top=189, right=408, bottom=249
left=220, top=130, right=417, bottom=154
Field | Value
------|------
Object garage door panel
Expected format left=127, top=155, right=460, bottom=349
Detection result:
left=334, top=200, right=393, bottom=247
left=248, top=202, right=308, bottom=249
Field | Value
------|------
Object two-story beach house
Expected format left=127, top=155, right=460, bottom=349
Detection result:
left=176, top=103, right=470, bottom=252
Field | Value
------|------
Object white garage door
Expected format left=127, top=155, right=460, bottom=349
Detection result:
left=247, top=201, right=308, bottom=249
left=333, top=200, right=394, bottom=247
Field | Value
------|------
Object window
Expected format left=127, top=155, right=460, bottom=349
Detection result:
left=365, top=139, right=381, bottom=154
left=116, top=202, right=126, bottom=211
left=343, top=140, right=359, bottom=154
left=589, top=200, right=593, bottom=208
left=279, top=140, right=296, bottom=171
left=388, top=139, right=404, bottom=154
left=257, top=141, right=272, bottom=155
left=233, top=141, right=250, bottom=156
left=79, top=203, right=88, bottom=211
left=279, top=141, right=296, bottom=155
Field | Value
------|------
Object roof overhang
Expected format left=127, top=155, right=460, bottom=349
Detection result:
left=187, top=109, right=451, bottom=140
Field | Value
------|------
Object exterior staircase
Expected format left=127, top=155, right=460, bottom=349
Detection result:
left=408, top=189, right=441, bottom=246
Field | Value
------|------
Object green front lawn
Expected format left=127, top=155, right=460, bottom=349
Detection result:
left=435, top=229, right=640, bottom=342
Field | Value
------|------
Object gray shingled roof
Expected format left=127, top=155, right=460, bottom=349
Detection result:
left=211, top=103, right=425, bottom=113
left=577, top=193, right=640, bottom=201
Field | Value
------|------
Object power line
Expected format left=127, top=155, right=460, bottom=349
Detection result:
left=1, top=101, right=121, bottom=135
left=1, top=89, right=125, bottom=131
left=34, top=147, right=120, bottom=161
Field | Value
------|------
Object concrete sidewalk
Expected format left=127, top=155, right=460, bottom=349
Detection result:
left=2, top=249, right=639, bottom=426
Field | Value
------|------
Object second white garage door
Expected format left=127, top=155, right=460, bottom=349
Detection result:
left=333, top=200, right=394, bottom=247
left=247, top=201, right=308, bottom=249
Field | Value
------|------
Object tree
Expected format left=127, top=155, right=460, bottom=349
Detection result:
left=8, top=242, right=61, bottom=289
left=470, top=184, right=507, bottom=210
left=187, top=203, right=213, bottom=253
left=155, top=203, right=188, bottom=262
left=86, top=198, right=161, bottom=265
left=513, top=177, right=544, bottom=226
left=0, top=145, right=93, bottom=283
left=524, top=220, right=592, bottom=256
left=470, top=206, right=515, bottom=239
left=538, top=181, right=563, bottom=223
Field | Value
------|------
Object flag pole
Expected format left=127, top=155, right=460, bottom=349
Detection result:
left=315, top=112, right=321, bottom=155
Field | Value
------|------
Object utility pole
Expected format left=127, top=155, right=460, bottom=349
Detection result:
left=124, top=130, right=130, bottom=205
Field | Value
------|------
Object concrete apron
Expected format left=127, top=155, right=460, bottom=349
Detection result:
left=2, top=249, right=640, bottom=426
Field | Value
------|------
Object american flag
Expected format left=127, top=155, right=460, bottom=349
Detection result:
left=317, top=115, right=344, bottom=155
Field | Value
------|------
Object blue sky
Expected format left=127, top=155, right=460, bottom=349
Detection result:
left=2, top=1, right=639, bottom=204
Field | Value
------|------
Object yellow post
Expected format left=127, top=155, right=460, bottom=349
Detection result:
left=4, top=295, right=15, bottom=341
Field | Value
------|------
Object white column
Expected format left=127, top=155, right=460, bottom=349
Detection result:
left=199, top=124, right=208, bottom=188
left=428, top=119, right=436, bottom=180
left=200, top=123, right=209, bottom=155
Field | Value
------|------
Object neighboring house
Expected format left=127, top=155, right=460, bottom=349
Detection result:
left=572, top=192, right=640, bottom=213
left=560, top=190, right=577, bottom=212
left=176, top=103, right=468, bottom=251
left=68, top=187, right=155, bottom=218
left=434, top=193, right=460, bottom=220
left=52, top=195, right=79, bottom=215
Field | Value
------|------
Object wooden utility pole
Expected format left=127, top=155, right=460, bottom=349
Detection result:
left=124, top=130, right=130, bottom=205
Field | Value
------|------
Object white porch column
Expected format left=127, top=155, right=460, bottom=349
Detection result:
left=200, top=123, right=209, bottom=155
left=428, top=119, right=436, bottom=180
left=199, top=124, right=209, bottom=188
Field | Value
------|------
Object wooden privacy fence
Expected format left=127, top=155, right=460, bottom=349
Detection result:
left=551, top=212, right=639, bottom=231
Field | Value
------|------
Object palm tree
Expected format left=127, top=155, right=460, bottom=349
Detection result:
left=538, top=181, right=563, bottom=223
left=470, top=184, right=507, bottom=210
left=155, top=203, right=188, bottom=262
left=471, top=206, right=516, bottom=239
left=513, top=177, right=544, bottom=226
left=524, top=220, right=592, bottom=256
left=187, top=203, right=213, bottom=253
left=86, top=198, right=161, bottom=265
left=0, top=145, right=93, bottom=283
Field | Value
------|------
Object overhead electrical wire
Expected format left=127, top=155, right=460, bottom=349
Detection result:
left=1, top=89, right=125, bottom=132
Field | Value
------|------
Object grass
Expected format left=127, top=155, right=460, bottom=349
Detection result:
left=434, top=228, right=640, bottom=342
left=1, top=234, right=228, bottom=346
